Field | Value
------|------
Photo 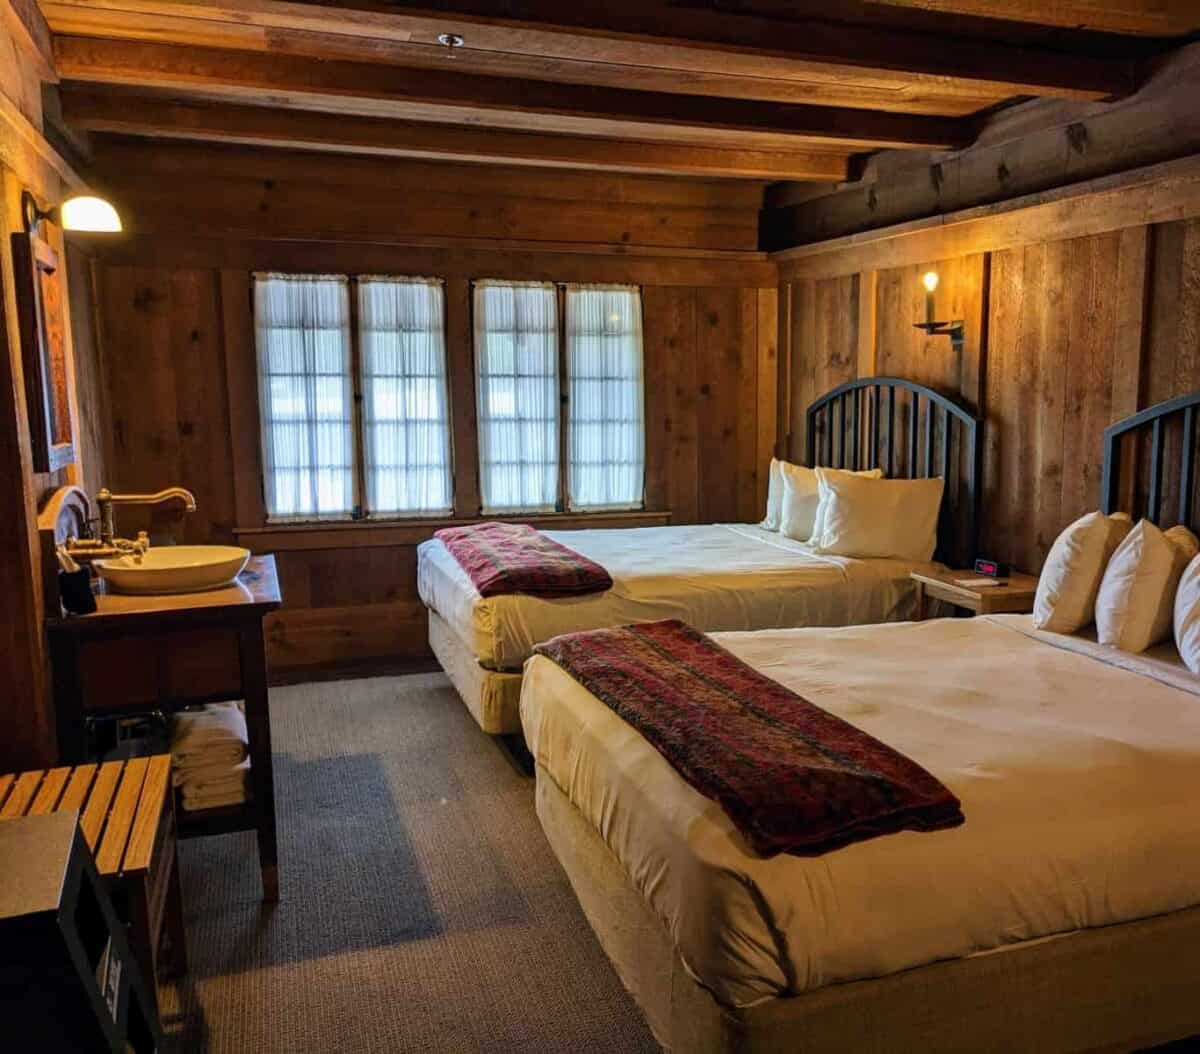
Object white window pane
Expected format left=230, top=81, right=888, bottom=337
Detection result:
left=566, top=286, right=645, bottom=511
left=474, top=281, right=559, bottom=513
left=254, top=274, right=355, bottom=520
left=358, top=277, right=453, bottom=517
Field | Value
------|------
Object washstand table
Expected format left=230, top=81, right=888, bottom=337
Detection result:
left=46, top=555, right=283, bottom=901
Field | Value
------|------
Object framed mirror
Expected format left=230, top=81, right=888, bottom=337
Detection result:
left=11, top=225, right=74, bottom=473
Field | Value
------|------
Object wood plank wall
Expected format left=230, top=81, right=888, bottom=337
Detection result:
left=777, top=160, right=1200, bottom=575
left=82, top=140, right=776, bottom=675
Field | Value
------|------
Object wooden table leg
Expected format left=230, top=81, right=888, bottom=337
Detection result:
left=238, top=620, right=279, bottom=903
left=49, top=634, right=87, bottom=763
left=126, top=878, right=160, bottom=1017
left=163, top=850, right=189, bottom=976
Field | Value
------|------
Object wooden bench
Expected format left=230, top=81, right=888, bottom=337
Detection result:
left=0, top=755, right=188, bottom=1012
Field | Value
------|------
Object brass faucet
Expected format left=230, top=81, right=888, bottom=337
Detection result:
left=96, top=486, right=197, bottom=545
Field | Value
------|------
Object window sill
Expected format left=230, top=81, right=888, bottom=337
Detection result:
left=234, top=509, right=673, bottom=552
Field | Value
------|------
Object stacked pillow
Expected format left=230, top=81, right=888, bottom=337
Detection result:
left=760, top=456, right=944, bottom=561
left=1033, top=509, right=1200, bottom=669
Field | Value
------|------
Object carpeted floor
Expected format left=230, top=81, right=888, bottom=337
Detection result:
left=159, top=672, right=660, bottom=1053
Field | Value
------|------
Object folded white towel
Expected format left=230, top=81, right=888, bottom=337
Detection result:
left=180, top=759, right=250, bottom=809
left=172, top=754, right=249, bottom=787
left=170, top=702, right=248, bottom=769
left=181, top=785, right=248, bottom=811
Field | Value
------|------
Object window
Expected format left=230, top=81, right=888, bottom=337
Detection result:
left=254, top=273, right=452, bottom=521
left=566, top=285, right=645, bottom=510
left=358, top=277, right=453, bottom=516
left=255, top=274, right=355, bottom=520
left=474, top=281, right=560, bottom=513
left=473, top=281, right=645, bottom=514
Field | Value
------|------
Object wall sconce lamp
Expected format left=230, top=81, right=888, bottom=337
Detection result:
left=912, top=270, right=964, bottom=353
left=21, top=190, right=123, bottom=235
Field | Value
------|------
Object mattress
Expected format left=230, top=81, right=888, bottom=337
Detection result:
left=417, top=523, right=936, bottom=669
left=520, top=614, right=1200, bottom=1009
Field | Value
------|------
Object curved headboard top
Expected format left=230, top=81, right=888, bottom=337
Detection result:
left=1102, top=390, right=1200, bottom=530
left=805, top=376, right=983, bottom=566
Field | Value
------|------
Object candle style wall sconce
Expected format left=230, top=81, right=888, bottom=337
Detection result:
left=912, top=270, right=965, bottom=353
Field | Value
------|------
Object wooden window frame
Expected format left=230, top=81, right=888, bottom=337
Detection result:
left=229, top=271, right=660, bottom=536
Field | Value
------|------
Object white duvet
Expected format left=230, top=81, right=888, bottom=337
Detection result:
left=417, top=523, right=935, bottom=668
left=521, top=614, right=1200, bottom=1008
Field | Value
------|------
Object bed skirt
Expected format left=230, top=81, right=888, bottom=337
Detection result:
left=535, top=764, right=1200, bottom=1054
left=428, top=608, right=523, bottom=734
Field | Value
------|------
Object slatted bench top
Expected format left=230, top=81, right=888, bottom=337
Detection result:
left=0, top=756, right=172, bottom=878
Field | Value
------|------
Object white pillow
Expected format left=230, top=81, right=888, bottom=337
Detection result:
left=1032, top=511, right=1132, bottom=634
left=778, top=465, right=881, bottom=542
left=810, top=469, right=943, bottom=561
left=761, top=458, right=787, bottom=530
left=809, top=467, right=883, bottom=544
left=1096, top=521, right=1199, bottom=652
left=1174, top=553, right=1200, bottom=673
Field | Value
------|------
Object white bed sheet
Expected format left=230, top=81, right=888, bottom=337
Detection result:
left=520, top=614, right=1200, bottom=1009
left=417, top=523, right=935, bottom=668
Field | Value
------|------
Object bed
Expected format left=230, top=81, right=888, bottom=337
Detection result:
left=419, top=377, right=983, bottom=733
left=520, top=391, right=1200, bottom=1053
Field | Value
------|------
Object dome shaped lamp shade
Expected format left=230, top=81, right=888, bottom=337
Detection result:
left=59, top=195, right=122, bottom=233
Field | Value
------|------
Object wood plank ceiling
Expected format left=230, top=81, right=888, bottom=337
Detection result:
left=38, top=0, right=1200, bottom=182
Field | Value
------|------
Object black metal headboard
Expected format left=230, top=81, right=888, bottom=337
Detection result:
left=1102, top=391, right=1200, bottom=529
left=805, top=376, right=983, bottom=564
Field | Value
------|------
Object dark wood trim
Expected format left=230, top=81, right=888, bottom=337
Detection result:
left=773, top=154, right=1200, bottom=278
left=445, top=277, right=480, bottom=519
left=555, top=284, right=570, bottom=511
left=234, top=509, right=673, bottom=552
left=219, top=269, right=266, bottom=527
left=346, top=276, right=367, bottom=518
left=268, top=653, right=441, bottom=686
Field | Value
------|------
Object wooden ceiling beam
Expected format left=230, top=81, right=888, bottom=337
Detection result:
left=865, top=0, right=1200, bottom=37
left=59, top=88, right=851, bottom=181
left=38, top=3, right=1000, bottom=115
left=53, top=36, right=970, bottom=150
left=42, top=0, right=1134, bottom=100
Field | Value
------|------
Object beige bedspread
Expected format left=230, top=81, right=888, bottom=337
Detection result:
left=520, top=614, right=1200, bottom=1008
left=417, top=523, right=935, bottom=668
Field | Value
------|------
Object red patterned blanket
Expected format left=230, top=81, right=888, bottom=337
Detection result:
left=535, top=620, right=964, bottom=857
left=436, top=522, right=613, bottom=598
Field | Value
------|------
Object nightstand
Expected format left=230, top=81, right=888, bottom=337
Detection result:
left=910, top=569, right=1039, bottom=620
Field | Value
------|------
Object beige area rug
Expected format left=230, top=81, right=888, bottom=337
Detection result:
left=159, top=672, right=660, bottom=1053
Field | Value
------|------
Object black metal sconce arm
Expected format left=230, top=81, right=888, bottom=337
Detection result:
left=913, top=320, right=965, bottom=353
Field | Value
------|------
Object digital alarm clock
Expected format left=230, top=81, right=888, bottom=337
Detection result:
left=974, top=557, right=1011, bottom=579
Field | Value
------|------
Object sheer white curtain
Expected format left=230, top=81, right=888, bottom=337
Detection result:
left=474, top=280, right=559, bottom=513
left=358, top=277, right=453, bottom=516
left=566, top=284, right=645, bottom=510
left=254, top=274, right=354, bottom=520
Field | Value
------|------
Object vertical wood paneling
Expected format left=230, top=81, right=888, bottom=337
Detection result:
left=170, top=270, right=236, bottom=542
left=736, top=288, right=760, bottom=521
left=220, top=268, right=265, bottom=527
left=100, top=267, right=237, bottom=543
left=1144, top=218, right=1200, bottom=527
left=756, top=287, right=779, bottom=513
left=696, top=286, right=741, bottom=523
left=980, top=234, right=1126, bottom=571
left=782, top=218, right=1200, bottom=574
left=786, top=274, right=857, bottom=463
left=642, top=285, right=699, bottom=520
left=94, top=264, right=764, bottom=668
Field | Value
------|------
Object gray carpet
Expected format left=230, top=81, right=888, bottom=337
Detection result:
left=159, top=672, right=660, bottom=1053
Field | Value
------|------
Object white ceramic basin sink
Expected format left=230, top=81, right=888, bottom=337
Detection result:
left=95, top=545, right=251, bottom=595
